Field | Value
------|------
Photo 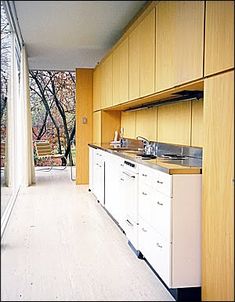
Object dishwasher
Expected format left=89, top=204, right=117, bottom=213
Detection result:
left=119, top=159, right=139, bottom=252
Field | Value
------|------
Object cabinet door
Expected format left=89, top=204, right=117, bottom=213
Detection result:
left=113, top=38, right=128, bottom=105
left=203, top=71, right=234, bottom=301
left=93, top=65, right=101, bottom=111
left=156, top=1, right=204, bottom=91
left=88, top=147, right=94, bottom=191
left=101, top=55, right=113, bottom=109
left=205, top=1, right=234, bottom=76
left=139, top=8, right=155, bottom=97
left=129, top=25, right=140, bottom=100
left=105, top=153, right=121, bottom=221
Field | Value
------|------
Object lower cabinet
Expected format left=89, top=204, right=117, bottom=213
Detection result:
left=138, top=164, right=201, bottom=288
left=92, top=148, right=105, bottom=206
left=89, top=147, right=201, bottom=290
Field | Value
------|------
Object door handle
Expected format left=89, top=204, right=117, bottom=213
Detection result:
left=157, top=201, right=163, bottom=206
left=157, top=180, right=163, bottom=184
left=156, top=242, right=163, bottom=248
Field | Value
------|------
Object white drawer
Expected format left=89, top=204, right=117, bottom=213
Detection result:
left=151, top=169, right=172, bottom=197
left=149, top=191, right=171, bottom=242
left=139, top=218, right=171, bottom=287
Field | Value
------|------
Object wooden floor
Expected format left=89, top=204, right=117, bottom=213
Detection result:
left=1, top=168, right=175, bottom=301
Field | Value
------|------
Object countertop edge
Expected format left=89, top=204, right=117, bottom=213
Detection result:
left=88, top=144, right=202, bottom=175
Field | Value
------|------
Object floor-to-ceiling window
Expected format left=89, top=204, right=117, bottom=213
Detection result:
left=1, top=1, right=13, bottom=217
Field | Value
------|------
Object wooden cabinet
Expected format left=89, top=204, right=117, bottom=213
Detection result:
left=112, top=38, right=129, bottom=105
left=205, top=1, right=234, bottom=76
left=101, top=54, right=113, bottom=109
left=203, top=70, right=234, bottom=301
left=156, top=1, right=204, bottom=91
left=93, top=110, right=121, bottom=144
left=93, top=65, right=101, bottom=111
left=129, top=25, right=140, bottom=100
left=138, top=164, right=202, bottom=288
left=139, top=8, right=155, bottom=97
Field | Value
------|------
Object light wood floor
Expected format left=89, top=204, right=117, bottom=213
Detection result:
left=1, top=168, right=175, bottom=301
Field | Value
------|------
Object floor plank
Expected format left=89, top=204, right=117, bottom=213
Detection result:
left=1, top=168, right=175, bottom=301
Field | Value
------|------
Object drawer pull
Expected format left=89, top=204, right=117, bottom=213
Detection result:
left=141, top=227, right=147, bottom=232
left=120, top=164, right=124, bottom=167
left=142, top=173, right=147, bottom=177
left=126, top=219, right=134, bottom=227
left=142, top=192, right=147, bottom=196
left=157, top=180, right=163, bottom=184
left=156, top=242, right=162, bottom=248
left=157, top=201, right=163, bottom=206
left=96, top=163, right=99, bottom=166
left=120, top=178, right=124, bottom=181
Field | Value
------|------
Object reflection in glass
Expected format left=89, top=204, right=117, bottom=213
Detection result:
left=1, top=2, right=12, bottom=217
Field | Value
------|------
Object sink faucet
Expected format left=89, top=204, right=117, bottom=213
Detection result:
left=136, top=136, right=150, bottom=145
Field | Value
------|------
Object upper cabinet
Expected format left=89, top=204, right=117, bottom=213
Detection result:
left=205, top=1, right=234, bottom=76
left=93, top=65, right=101, bottom=111
left=156, top=1, right=204, bottom=92
left=129, top=25, right=140, bottom=101
left=101, top=54, right=113, bottom=109
left=139, top=8, right=156, bottom=97
left=113, top=38, right=129, bottom=106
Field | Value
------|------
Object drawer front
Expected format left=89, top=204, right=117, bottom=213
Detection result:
left=138, top=183, right=152, bottom=224
left=151, top=230, right=171, bottom=287
left=150, top=191, right=171, bottom=241
left=139, top=218, right=171, bottom=287
left=151, top=169, right=172, bottom=197
left=123, top=216, right=138, bottom=250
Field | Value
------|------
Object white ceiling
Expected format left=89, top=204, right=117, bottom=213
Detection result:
left=14, top=1, right=146, bottom=71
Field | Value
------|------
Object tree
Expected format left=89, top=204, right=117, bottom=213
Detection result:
left=29, top=70, right=76, bottom=166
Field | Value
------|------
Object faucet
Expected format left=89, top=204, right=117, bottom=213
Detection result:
left=136, top=136, right=150, bottom=145
left=136, top=136, right=154, bottom=154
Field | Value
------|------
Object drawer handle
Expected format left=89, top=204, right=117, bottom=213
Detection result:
left=120, top=178, right=124, bottom=181
left=126, top=219, right=134, bottom=227
left=122, top=171, right=135, bottom=178
left=157, top=201, right=163, bottom=206
left=142, top=192, right=147, bottom=196
left=157, top=180, right=163, bottom=184
left=156, top=242, right=162, bottom=248
left=120, top=164, right=124, bottom=167
left=142, top=173, right=147, bottom=177
left=96, top=163, right=99, bottom=166
left=141, top=227, right=147, bottom=232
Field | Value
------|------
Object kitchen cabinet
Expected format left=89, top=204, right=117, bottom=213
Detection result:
left=93, top=65, right=101, bottom=111
left=139, top=7, right=155, bottom=97
left=119, top=159, right=139, bottom=250
left=203, top=70, right=234, bottom=301
left=101, top=54, right=113, bottom=109
left=156, top=1, right=204, bottom=92
left=92, top=149, right=105, bottom=205
left=129, top=24, right=140, bottom=101
left=105, top=152, right=122, bottom=222
left=88, top=146, right=94, bottom=192
left=205, top=1, right=234, bottom=76
left=138, top=164, right=201, bottom=288
left=113, top=38, right=129, bottom=105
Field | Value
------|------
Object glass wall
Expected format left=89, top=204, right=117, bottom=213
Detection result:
left=1, top=2, right=13, bottom=217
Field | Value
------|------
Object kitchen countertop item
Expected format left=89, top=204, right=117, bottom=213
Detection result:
left=88, top=143, right=202, bottom=175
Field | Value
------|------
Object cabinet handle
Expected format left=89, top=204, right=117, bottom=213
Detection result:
left=156, top=242, right=162, bottom=248
left=142, top=173, right=147, bottom=177
left=126, top=219, right=134, bottom=227
left=142, top=192, right=147, bottom=196
left=157, top=180, right=163, bottom=184
left=120, top=178, right=124, bottom=181
left=96, top=163, right=99, bottom=166
left=120, top=164, right=124, bottom=167
left=141, top=227, right=147, bottom=232
left=157, top=201, right=163, bottom=206
left=122, top=171, right=135, bottom=178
